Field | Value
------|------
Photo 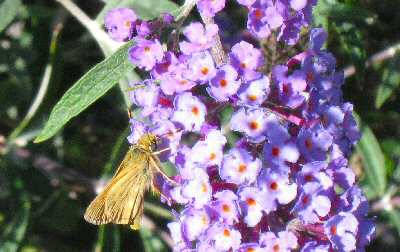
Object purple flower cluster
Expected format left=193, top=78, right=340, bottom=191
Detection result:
left=104, top=2, right=375, bottom=251
left=239, top=0, right=317, bottom=45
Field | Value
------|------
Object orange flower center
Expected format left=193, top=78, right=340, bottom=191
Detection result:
left=330, top=225, right=337, bottom=235
left=271, top=147, right=280, bottom=157
left=144, top=46, right=151, bottom=52
left=201, top=183, right=208, bottom=193
left=238, top=164, right=247, bottom=173
left=201, top=67, right=209, bottom=75
left=209, top=152, right=216, bottom=160
left=223, top=229, right=231, bottom=237
left=304, top=174, right=313, bottom=182
left=222, top=204, right=231, bottom=213
left=249, top=121, right=259, bottom=130
left=246, top=198, right=256, bottom=206
left=273, top=244, right=280, bottom=252
left=302, top=195, right=309, bottom=204
left=192, top=106, right=199, bottom=115
left=124, top=20, right=131, bottom=28
left=247, top=94, right=258, bottom=101
left=270, top=181, right=279, bottom=191
left=219, top=79, right=228, bottom=87
left=305, top=138, right=313, bottom=149
left=254, top=9, right=263, bottom=19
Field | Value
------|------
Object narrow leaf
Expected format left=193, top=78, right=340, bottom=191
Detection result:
left=34, top=41, right=134, bottom=143
left=0, top=0, right=22, bottom=33
left=0, top=183, right=30, bottom=252
left=96, top=0, right=179, bottom=23
left=375, top=58, right=400, bottom=108
left=140, top=227, right=168, bottom=252
left=94, top=225, right=121, bottom=252
left=356, top=118, right=387, bottom=196
left=386, top=210, right=400, bottom=235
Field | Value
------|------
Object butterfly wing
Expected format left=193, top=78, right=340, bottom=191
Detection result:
left=104, top=156, right=150, bottom=227
left=84, top=148, right=151, bottom=226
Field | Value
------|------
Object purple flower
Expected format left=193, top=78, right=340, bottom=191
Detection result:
left=181, top=208, right=210, bottom=241
left=247, top=5, right=271, bottom=38
left=101, top=3, right=376, bottom=250
left=272, top=65, right=308, bottom=109
left=292, top=182, right=331, bottom=224
left=237, top=75, right=270, bottom=106
left=290, top=0, right=308, bottom=11
left=128, top=38, right=164, bottom=71
left=180, top=22, right=218, bottom=55
left=297, top=161, right=333, bottom=190
left=236, top=0, right=256, bottom=7
left=324, top=212, right=358, bottom=252
left=159, top=59, right=197, bottom=95
left=184, top=51, right=216, bottom=83
left=208, top=64, right=241, bottom=102
left=129, top=80, right=159, bottom=112
left=189, top=129, right=227, bottom=167
left=259, top=231, right=298, bottom=251
left=172, top=92, right=207, bottom=132
left=219, top=147, right=262, bottom=185
left=231, top=108, right=270, bottom=143
left=238, top=243, right=262, bottom=252
left=207, top=222, right=242, bottom=251
left=229, top=41, right=263, bottom=81
left=209, top=190, right=240, bottom=225
left=239, top=187, right=264, bottom=227
left=104, top=8, right=137, bottom=42
left=258, top=169, right=297, bottom=213
left=263, top=117, right=299, bottom=165
left=297, top=125, right=333, bottom=162
left=127, top=119, right=147, bottom=144
left=301, top=241, right=330, bottom=252
left=197, top=0, right=226, bottom=17
left=181, top=168, right=212, bottom=207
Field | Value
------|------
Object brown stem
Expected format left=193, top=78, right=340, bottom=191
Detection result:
left=199, top=14, right=227, bottom=66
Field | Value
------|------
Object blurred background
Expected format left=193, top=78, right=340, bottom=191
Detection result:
left=0, top=0, right=399, bottom=251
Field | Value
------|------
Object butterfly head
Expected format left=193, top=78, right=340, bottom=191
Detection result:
left=137, top=133, right=158, bottom=152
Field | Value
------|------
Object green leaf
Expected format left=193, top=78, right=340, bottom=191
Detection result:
left=0, top=0, right=22, bottom=33
left=0, top=179, right=30, bottom=252
left=356, top=117, right=387, bottom=196
left=375, top=58, right=400, bottom=108
left=96, top=0, right=179, bottom=23
left=314, top=0, right=374, bottom=28
left=94, top=225, right=121, bottom=252
left=386, top=210, right=400, bottom=235
left=140, top=228, right=168, bottom=252
left=34, top=41, right=134, bottom=143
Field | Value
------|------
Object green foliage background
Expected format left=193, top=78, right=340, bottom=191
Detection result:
left=0, top=0, right=399, bottom=251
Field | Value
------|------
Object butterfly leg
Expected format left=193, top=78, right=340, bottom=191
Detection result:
left=152, top=147, right=171, bottom=155
left=149, top=157, right=178, bottom=186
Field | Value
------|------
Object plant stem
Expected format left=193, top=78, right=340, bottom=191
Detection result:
left=199, top=14, right=227, bottom=66
left=54, top=0, right=120, bottom=55
left=8, top=21, right=63, bottom=144
left=344, top=41, right=400, bottom=78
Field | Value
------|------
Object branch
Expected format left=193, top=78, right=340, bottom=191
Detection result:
left=54, top=0, right=121, bottom=55
left=200, top=14, right=227, bottom=66
left=343, top=41, right=400, bottom=78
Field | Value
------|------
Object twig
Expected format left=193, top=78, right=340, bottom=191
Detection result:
left=54, top=0, right=121, bottom=55
left=199, top=13, right=227, bottom=66
left=142, top=215, right=174, bottom=247
left=343, top=41, right=400, bottom=78
left=7, top=17, right=64, bottom=144
left=175, top=0, right=198, bottom=21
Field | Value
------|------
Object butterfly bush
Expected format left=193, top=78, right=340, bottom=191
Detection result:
left=105, top=1, right=375, bottom=251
